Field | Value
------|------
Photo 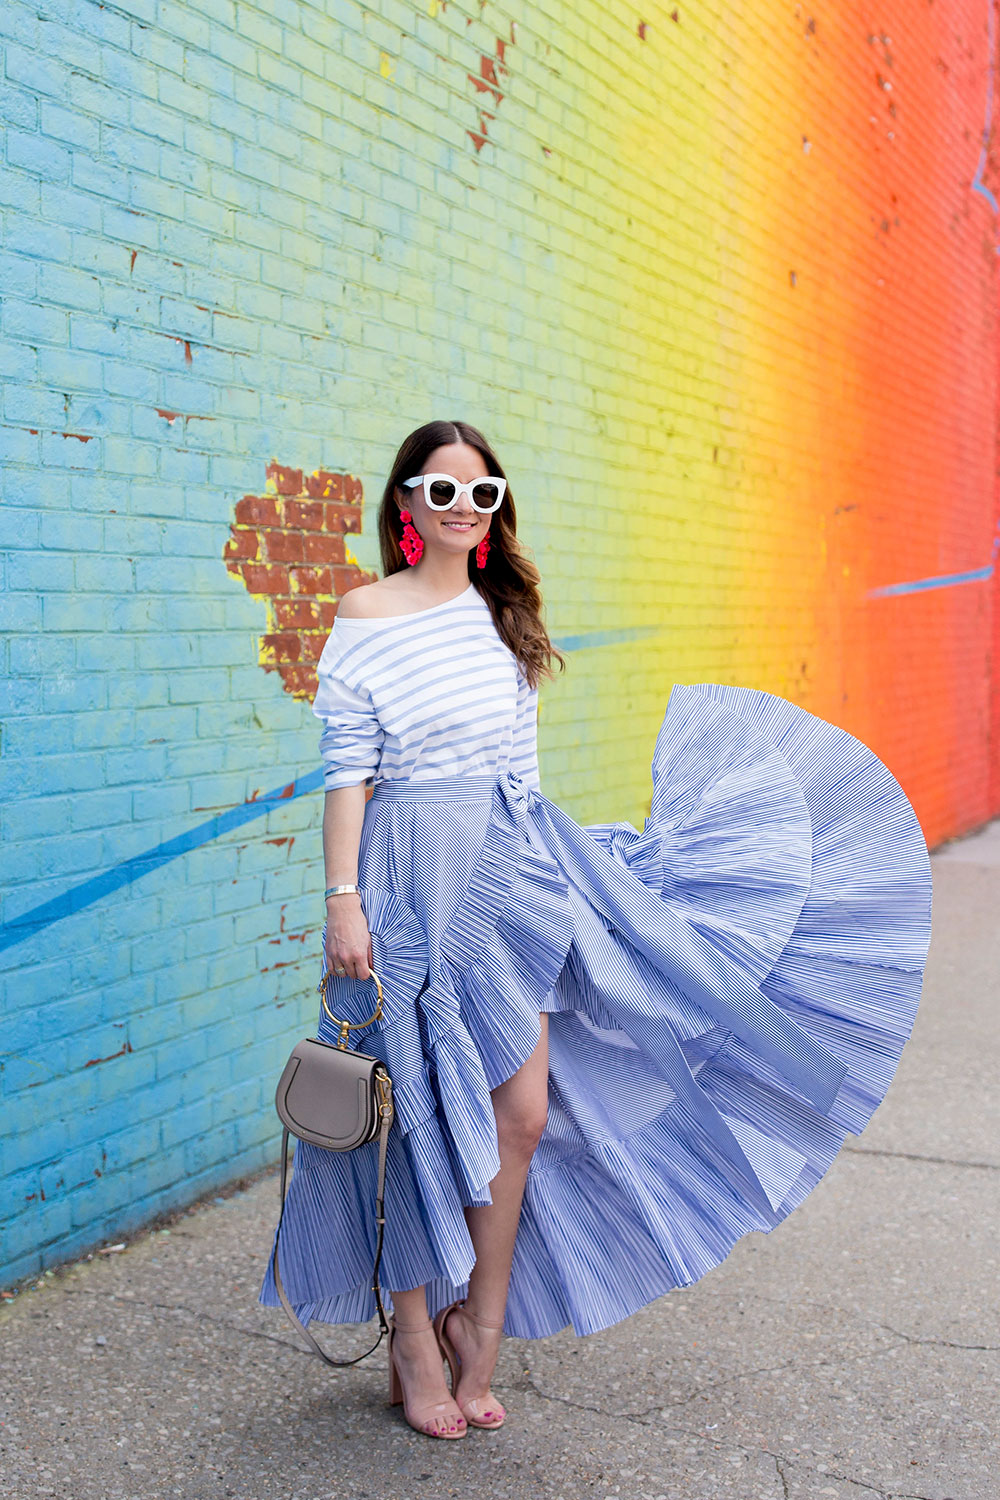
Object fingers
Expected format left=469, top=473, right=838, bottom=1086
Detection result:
left=324, top=943, right=373, bottom=980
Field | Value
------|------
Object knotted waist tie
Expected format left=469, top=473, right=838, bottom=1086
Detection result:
left=371, top=768, right=539, bottom=829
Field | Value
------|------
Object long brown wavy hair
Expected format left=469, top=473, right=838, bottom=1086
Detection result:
left=376, top=419, right=566, bottom=691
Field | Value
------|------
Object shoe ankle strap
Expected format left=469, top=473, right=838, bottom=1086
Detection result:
left=458, top=1303, right=504, bottom=1331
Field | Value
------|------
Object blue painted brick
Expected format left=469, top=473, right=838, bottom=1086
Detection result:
left=37, top=262, right=103, bottom=313
left=38, top=511, right=103, bottom=550
left=0, top=506, right=40, bottom=549
left=39, top=101, right=101, bottom=152
left=42, top=595, right=111, bottom=632
left=8, top=211, right=72, bottom=264
left=71, top=636, right=135, bottom=671
left=3, top=42, right=71, bottom=100
left=74, top=554, right=134, bottom=592
left=11, top=550, right=76, bottom=592
left=100, top=1119, right=161, bottom=1174
left=0, top=425, right=41, bottom=465
left=0, top=250, right=38, bottom=298
left=2, top=794, right=73, bottom=842
left=7, top=128, right=73, bottom=182
left=41, top=673, right=107, bottom=712
left=35, top=345, right=103, bottom=389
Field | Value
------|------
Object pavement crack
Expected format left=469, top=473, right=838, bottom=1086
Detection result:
left=773, top=1452, right=791, bottom=1499
left=519, top=1370, right=656, bottom=1425
left=816, top=1468, right=936, bottom=1500
left=65, top=1288, right=327, bottom=1357
left=842, top=1144, right=999, bottom=1171
left=877, top=1321, right=999, bottom=1352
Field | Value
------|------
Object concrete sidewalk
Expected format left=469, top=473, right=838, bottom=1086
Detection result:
left=2, top=827, right=998, bottom=1500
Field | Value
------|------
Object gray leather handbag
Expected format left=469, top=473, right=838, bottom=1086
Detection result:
left=271, top=966, right=394, bottom=1367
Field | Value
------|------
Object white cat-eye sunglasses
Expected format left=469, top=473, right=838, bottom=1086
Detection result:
left=402, top=473, right=507, bottom=514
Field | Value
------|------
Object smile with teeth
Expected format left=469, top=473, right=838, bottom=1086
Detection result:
left=443, top=520, right=478, bottom=530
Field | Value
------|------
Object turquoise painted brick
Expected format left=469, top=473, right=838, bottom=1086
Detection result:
left=35, top=830, right=106, bottom=880
left=0, top=79, right=38, bottom=129
left=3, top=40, right=71, bottom=100
left=153, top=958, right=211, bottom=1007
left=11, top=550, right=76, bottom=591
left=74, top=555, right=134, bottom=592
left=160, top=1098, right=214, bottom=1151
left=75, top=636, right=138, bottom=671
left=0, top=675, right=42, bottom=715
left=0, top=425, right=41, bottom=465
left=38, top=262, right=103, bottom=313
left=40, top=101, right=101, bottom=152
left=0, top=0, right=38, bottom=45
left=7, top=129, right=73, bottom=182
left=2, top=1166, right=41, bottom=1221
left=38, top=424, right=101, bottom=469
left=103, top=746, right=168, bottom=786
left=2, top=794, right=73, bottom=842
left=39, top=511, right=103, bottom=550
left=100, top=1118, right=161, bottom=1175
left=0, top=250, right=39, bottom=298
left=41, top=594, right=111, bottom=632
left=38, top=1142, right=104, bottom=1202
left=34, top=344, right=104, bottom=390
left=40, top=672, right=105, bottom=711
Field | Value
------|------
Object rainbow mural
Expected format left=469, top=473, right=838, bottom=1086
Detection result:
left=1, top=0, right=998, bottom=1283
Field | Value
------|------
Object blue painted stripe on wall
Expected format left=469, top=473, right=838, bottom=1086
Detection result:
left=551, top=626, right=662, bottom=652
left=867, top=563, right=995, bottom=598
left=1, top=628, right=646, bottom=951
left=0, top=769, right=325, bottom=953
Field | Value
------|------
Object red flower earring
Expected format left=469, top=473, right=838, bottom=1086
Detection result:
left=398, top=509, right=424, bottom=566
left=475, top=532, right=491, bottom=569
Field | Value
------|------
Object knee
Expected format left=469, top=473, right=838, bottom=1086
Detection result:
left=495, top=1099, right=548, bottom=1163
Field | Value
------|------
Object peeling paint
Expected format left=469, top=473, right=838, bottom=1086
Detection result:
left=224, top=464, right=377, bottom=699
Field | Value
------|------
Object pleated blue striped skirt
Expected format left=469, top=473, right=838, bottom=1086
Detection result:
left=258, top=683, right=933, bottom=1339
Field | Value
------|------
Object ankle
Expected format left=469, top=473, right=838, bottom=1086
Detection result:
left=460, top=1303, right=505, bottom=1332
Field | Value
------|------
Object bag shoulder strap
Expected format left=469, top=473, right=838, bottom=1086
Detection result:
left=270, top=1101, right=392, bottom=1367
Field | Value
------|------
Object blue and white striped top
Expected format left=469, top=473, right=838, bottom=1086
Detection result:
left=313, top=580, right=541, bottom=792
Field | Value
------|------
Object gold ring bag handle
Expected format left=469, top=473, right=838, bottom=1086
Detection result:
left=317, top=966, right=384, bottom=1049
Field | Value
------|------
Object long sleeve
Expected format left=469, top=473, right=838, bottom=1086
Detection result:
left=510, top=667, right=541, bottom=792
left=312, top=635, right=385, bottom=791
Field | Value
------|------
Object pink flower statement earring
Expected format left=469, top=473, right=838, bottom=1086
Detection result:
left=475, top=532, right=491, bottom=569
left=398, top=509, right=424, bottom=566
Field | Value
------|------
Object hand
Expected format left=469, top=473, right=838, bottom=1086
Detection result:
left=324, top=894, right=374, bottom=981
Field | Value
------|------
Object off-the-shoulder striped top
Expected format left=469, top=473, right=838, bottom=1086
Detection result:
left=312, top=581, right=541, bottom=792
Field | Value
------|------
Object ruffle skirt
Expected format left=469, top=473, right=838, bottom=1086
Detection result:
left=258, top=683, right=933, bottom=1338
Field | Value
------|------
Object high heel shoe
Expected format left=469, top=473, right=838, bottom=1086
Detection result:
left=387, top=1317, right=468, bottom=1439
left=433, top=1301, right=507, bottom=1429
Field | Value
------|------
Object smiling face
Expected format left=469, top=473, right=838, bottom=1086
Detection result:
left=396, top=441, right=496, bottom=559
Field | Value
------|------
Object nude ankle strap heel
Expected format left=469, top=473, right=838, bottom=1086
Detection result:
left=387, top=1318, right=468, bottom=1440
left=432, top=1301, right=507, bottom=1430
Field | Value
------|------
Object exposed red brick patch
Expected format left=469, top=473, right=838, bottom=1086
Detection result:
left=466, top=36, right=513, bottom=153
left=224, top=463, right=377, bottom=700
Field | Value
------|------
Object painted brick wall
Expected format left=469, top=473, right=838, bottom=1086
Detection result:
left=2, top=0, right=998, bottom=1283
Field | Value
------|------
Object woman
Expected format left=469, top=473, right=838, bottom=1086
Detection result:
left=260, top=418, right=933, bottom=1440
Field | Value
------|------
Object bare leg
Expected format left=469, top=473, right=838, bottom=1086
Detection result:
left=389, top=1285, right=467, bottom=1437
left=446, top=1015, right=550, bottom=1419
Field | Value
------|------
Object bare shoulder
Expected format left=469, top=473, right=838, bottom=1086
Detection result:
left=336, top=577, right=412, bottom=620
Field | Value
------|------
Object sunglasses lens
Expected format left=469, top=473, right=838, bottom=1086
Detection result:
left=472, top=482, right=502, bottom=510
left=427, top=479, right=457, bottom=507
